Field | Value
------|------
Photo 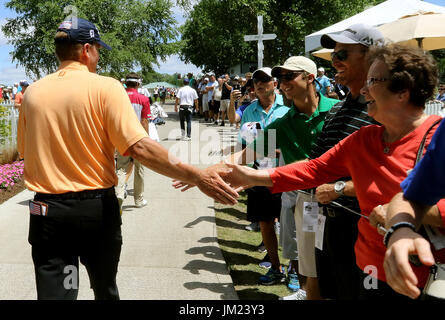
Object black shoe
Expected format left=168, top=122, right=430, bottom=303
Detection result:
left=257, top=241, right=266, bottom=253
left=220, top=121, right=225, bottom=126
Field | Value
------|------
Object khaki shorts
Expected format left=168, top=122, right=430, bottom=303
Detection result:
left=294, top=192, right=317, bottom=278
left=220, top=99, right=230, bottom=112
left=279, top=191, right=298, bottom=260
left=202, top=98, right=209, bottom=112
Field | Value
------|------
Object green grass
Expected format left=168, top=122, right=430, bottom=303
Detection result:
left=214, top=191, right=291, bottom=300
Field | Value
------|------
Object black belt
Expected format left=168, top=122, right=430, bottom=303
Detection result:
left=35, top=187, right=115, bottom=201
left=323, top=206, right=340, bottom=218
left=322, top=205, right=357, bottom=218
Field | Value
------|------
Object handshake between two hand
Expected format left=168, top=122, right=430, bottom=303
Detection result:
left=172, top=162, right=257, bottom=205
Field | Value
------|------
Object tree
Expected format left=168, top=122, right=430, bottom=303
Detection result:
left=179, top=0, right=383, bottom=74
left=2, top=0, right=180, bottom=79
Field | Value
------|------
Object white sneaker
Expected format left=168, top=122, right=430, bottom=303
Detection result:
left=274, top=221, right=280, bottom=235
left=245, top=222, right=260, bottom=232
left=279, top=289, right=307, bottom=300
left=135, top=199, right=148, bottom=208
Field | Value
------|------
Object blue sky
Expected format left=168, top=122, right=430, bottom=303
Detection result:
left=1, top=0, right=445, bottom=85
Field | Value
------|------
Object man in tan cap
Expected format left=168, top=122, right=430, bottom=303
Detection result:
left=268, top=56, right=339, bottom=299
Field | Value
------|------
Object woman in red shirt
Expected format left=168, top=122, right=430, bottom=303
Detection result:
left=223, top=44, right=445, bottom=299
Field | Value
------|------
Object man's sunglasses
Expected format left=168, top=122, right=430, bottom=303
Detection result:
left=331, top=48, right=366, bottom=62
left=276, top=71, right=303, bottom=82
left=330, top=49, right=349, bottom=61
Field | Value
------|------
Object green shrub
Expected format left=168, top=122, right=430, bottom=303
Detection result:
left=0, top=105, right=13, bottom=143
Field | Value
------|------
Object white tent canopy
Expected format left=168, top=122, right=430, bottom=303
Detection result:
left=305, top=0, right=445, bottom=54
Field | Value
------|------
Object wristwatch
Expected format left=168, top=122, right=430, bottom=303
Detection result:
left=334, top=181, right=346, bottom=196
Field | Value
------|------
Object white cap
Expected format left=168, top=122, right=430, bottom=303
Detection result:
left=252, top=67, right=273, bottom=79
left=240, top=122, right=259, bottom=144
left=318, top=67, right=325, bottom=72
left=321, top=23, right=384, bottom=49
left=272, top=56, right=317, bottom=77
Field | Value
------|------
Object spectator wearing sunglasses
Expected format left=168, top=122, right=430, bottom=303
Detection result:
left=305, top=24, right=384, bottom=300
left=269, top=56, right=339, bottom=300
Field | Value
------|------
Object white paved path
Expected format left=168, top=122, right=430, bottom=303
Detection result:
left=0, top=102, right=239, bottom=300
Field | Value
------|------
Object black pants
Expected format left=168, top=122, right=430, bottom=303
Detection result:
left=315, top=208, right=360, bottom=300
left=179, top=107, right=192, bottom=137
left=357, top=267, right=416, bottom=300
left=246, top=186, right=281, bottom=222
left=29, top=190, right=122, bottom=300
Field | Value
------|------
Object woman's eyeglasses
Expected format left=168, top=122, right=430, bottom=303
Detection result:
left=276, top=71, right=303, bottom=82
left=366, top=77, right=387, bottom=87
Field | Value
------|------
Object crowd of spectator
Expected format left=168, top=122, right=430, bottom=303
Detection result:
left=174, top=23, right=445, bottom=302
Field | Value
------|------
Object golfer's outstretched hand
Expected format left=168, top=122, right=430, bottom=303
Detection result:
left=194, top=166, right=240, bottom=205
left=172, top=163, right=232, bottom=192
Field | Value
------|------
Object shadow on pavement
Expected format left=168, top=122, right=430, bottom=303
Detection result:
left=183, top=259, right=229, bottom=275
left=185, top=246, right=225, bottom=261
left=183, top=281, right=237, bottom=299
left=17, top=199, right=31, bottom=206
left=184, top=215, right=214, bottom=228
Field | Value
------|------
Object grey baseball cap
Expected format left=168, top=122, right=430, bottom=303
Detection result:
left=320, top=24, right=384, bottom=49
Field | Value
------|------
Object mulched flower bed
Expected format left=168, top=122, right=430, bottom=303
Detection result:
left=0, top=160, right=25, bottom=205
left=0, top=178, right=25, bottom=205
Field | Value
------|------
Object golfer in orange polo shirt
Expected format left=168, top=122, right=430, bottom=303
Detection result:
left=17, top=17, right=238, bottom=300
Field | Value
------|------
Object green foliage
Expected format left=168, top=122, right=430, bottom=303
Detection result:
left=0, top=106, right=12, bottom=145
left=141, top=70, right=179, bottom=85
left=430, top=50, right=445, bottom=84
left=2, top=0, right=180, bottom=79
left=180, top=0, right=383, bottom=73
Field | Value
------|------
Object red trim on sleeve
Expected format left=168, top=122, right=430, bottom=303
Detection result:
left=437, top=199, right=445, bottom=228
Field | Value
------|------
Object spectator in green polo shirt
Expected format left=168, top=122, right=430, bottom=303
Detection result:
left=226, top=56, right=339, bottom=300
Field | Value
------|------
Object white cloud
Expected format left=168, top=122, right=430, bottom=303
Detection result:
left=0, top=19, right=8, bottom=46
left=0, top=66, right=29, bottom=87
left=155, top=54, right=202, bottom=76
